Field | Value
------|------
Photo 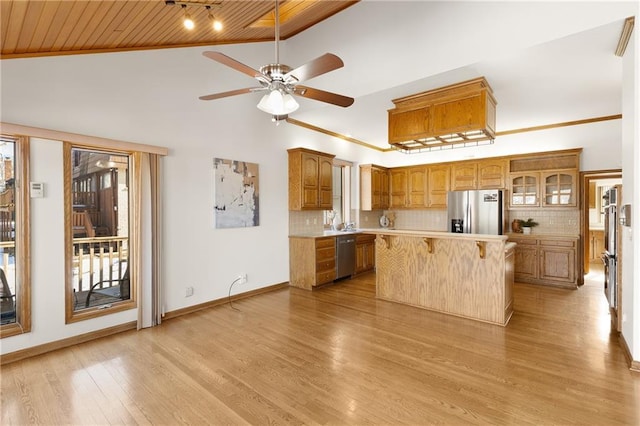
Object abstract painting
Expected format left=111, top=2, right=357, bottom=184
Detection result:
left=213, top=158, right=259, bottom=228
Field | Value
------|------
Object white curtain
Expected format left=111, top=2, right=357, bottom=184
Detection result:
left=138, top=153, right=163, bottom=329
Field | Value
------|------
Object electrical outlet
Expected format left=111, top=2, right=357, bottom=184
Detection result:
left=237, top=273, right=248, bottom=284
left=186, top=286, right=194, bottom=297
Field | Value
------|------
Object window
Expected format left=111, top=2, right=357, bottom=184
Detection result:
left=65, top=145, right=134, bottom=323
left=325, top=160, right=352, bottom=228
left=0, top=136, right=30, bottom=338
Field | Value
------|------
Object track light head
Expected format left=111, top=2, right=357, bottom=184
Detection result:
left=206, top=5, right=223, bottom=31
left=182, top=5, right=195, bottom=30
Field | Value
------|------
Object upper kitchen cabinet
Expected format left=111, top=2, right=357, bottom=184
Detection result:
left=509, top=173, right=541, bottom=208
left=407, top=166, right=428, bottom=208
left=478, top=159, right=507, bottom=189
left=360, top=164, right=390, bottom=211
left=542, top=170, right=577, bottom=207
left=508, top=149, right=580, bottom=209
left=452, top=159, right=507, bottom=191
left=389, top=168, right=408, bottom=208
left=451, top=163, right=477, bottom=191
left=427, top=165, right=450, bottom=208
left=288, top=148, right=335, bottom=210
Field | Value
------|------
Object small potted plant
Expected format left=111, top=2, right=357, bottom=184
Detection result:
left=519, top=218, right=539, bottom=234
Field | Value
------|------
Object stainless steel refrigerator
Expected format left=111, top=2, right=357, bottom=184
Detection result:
left=447, top=189, right=505, bottom=235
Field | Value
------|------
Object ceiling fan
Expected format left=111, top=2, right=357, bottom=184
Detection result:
left=198, top=0, right=354, bottom=122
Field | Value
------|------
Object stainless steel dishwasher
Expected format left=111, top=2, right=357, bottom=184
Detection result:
left=336, top=234, right=356, bottom=280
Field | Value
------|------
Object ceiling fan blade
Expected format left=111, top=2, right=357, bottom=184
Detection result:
left=202, top=51, right=267, bottom=81
left=294, top=85, right=354, bottom=108
left=199, top=87, right=265, bottom=101
left=284, top=53, right=344, bottom=82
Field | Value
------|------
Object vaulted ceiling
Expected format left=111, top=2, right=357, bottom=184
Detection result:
left=0, top=0, right=358, bottom=59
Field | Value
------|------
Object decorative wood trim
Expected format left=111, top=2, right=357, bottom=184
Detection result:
left=423, top=237, right=433, bottom=253
left=476, top=241, right=486, bottom=259
left=0, top=321, right=137, bottom=365
left=494, top=115, right=622, bottom=137
left=0, top=122, right=169, bottom=156
left=288, top=115, right=621, bottom=154
left=162, top=282, right=289, bottom=320
left=285, top=118, right=387, bottom=152
left=615, top=17, right=635, bottom=57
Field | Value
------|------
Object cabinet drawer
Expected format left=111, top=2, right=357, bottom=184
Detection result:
left=356, top=234, right=376, bottom=244
left=539, top=239, right=576, bottom=248
left=316, top=247, right=335, bottom=262
left=316, top=258, right=336, bottom=272
left=316, top=238, right=335, bottom=249
left=316, top=270, right=336, bottom=285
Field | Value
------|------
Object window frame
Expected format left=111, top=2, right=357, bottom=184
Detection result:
left=64, top=143, right=138, bottom=324
left=0, top=136, right=31, bottom=338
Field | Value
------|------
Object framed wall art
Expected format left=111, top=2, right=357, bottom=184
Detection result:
left=213, top=158, right=259, bottom=228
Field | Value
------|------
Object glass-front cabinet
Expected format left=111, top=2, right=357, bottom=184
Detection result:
left=542, top=170, right=577, bottom=207
left=509, top=170, right=577, bottom=209
left=509, top=173, right=540, bottom=208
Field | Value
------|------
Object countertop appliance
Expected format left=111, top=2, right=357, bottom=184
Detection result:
left=447, top=189, right=505, bottom=235
left=603, top=186, right=620, bottom=309
left=336, top=234, right=356, bottom=280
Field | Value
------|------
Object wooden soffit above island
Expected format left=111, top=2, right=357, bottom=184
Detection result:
left=387, top=77, right=497, bottom=153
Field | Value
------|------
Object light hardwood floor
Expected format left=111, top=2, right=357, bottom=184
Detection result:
left=2, top=270, right=639, bottom=425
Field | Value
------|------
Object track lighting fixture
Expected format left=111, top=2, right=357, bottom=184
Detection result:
left=206, top=6, right=223, bottom=31
left=165, top=1, right=223, bottom=32
left=182, top=5, right=195, bottom=30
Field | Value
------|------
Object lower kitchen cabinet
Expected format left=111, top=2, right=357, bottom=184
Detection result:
left=589, top=230, right=605, bottom=261
left=289, top=236, right=336, bottom=289
left=355, top=234, right=376, bottom=274
left=509, top=235, right=578, bottom=288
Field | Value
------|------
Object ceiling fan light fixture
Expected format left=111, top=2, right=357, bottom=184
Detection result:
left=257, top=90, right=299, bottom=115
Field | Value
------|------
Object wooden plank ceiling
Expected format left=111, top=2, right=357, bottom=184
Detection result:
left=1, top=0, right=359, bottom=59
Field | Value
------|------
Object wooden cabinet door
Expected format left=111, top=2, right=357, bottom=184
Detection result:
left=318, top=156, right=334, bottom=209
left=378, top=168, right=390, bottom=209
left=539, top=247, right=575, bottom=284
left=478, top=159, right=506, bottom=189
left=427, top=165, right=450, bottom=208
left=301, top=153, right=320, bottom=208
left=364, top=242, right=375, bottom=271
left=390, top=169, right=408, bottom=208
left=407, top=166, right=427, bottom=208
left=513, top=240, right=538, bottom=281
left=509, top=173, right=540, bottom=208
left=355, top=235, right=375, bottom=274
left=592, top=230, right=604, bottom=261
left=451, top=163, right=478, bottom=190
left=388, top=106, right=432, bottom=144
left=541, top=170, right=576, bottom=207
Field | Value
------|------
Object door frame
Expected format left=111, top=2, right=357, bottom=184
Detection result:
left=580, top=169, right=621, bottom=275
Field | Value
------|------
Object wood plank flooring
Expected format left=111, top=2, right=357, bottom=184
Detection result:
left=2, top=270, right=639, bottom=425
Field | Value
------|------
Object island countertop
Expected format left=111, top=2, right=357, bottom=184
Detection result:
left=374, top=231, right=514, bottom=326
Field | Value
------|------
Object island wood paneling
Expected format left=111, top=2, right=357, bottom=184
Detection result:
left=375, top=232, right=513, bottom=326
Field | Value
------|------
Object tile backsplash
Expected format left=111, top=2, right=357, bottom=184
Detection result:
left=291, top=207, right=580, bottom=236
left=357, top=209, right=448, bottom=231
left=506, top=209, right=580, bottom=235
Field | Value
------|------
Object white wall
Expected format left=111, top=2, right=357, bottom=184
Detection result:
left=620, top=22, right=639, bottom=360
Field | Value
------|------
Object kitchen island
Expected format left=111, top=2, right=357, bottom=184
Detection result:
left=368, top=229, right=515, bottom=326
